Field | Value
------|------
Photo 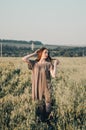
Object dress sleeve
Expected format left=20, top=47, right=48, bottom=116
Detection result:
left=27, top=60, right=35, bottom=70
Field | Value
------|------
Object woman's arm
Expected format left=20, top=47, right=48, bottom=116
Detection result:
left=22, top=49, right=40, bottom=63
left=22, top=52, right=36, bottom=64
left=50, top=59, right=59, bottom=78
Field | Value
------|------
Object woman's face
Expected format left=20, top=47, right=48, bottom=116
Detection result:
left=41, top=49, right=48, bottom=59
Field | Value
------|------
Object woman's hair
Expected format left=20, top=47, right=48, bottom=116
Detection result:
left=36, top=47, right=52, bottom=62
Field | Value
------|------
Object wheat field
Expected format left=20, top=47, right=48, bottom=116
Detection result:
left=0, top=57, right=86, bottom=130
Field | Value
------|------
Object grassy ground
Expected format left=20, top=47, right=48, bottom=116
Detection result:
left=0, top=57, right=86, bottom=130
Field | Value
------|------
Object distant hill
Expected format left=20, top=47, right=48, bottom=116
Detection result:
left=0, top=39, right=43, bottom=45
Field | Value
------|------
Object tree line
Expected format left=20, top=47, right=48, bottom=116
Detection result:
left=0, top=44, right=86, bottom=57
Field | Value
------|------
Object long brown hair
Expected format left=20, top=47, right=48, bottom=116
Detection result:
left=36, top=47, right=52, bottom=62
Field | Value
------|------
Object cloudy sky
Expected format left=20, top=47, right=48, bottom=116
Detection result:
left=0, top=0, right=86, bottom=46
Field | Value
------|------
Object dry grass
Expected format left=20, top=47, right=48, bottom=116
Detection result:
left=0, top=57, right=86, bottom=130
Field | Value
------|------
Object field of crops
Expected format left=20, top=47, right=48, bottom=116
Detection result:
left=0, top=57, right=86, bottom=130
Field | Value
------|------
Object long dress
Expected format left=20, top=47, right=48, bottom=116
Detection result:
left=28, top=60, right=53, bottom=104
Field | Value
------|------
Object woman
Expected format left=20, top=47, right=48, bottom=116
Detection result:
left=22, top=47, right=59, bottom=118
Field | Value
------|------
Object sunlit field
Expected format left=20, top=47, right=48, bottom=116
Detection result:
left=0, top=57, right=86, bottom=130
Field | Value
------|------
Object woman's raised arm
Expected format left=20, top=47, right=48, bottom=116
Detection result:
left=22, top=52, right=36, bottom=64
left=22, top=48, right=41, bottom=63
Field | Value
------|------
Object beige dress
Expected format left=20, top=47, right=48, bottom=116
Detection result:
left=28, top=60, right=53, bottom=103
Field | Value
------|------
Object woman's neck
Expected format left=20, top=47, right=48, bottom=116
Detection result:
left=39, top=58, right=46, bottom=63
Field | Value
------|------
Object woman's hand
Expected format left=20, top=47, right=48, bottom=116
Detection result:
left=34, top=48, right=41, bottom=54
left=54, top=59, right=60, bottom=65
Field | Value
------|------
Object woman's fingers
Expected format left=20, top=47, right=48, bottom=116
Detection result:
left=35, top=48, right=40, bottom=54
left=54, top=59, right=60, bottom=65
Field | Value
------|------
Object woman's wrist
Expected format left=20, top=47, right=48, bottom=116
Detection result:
left=54, top=60, right=57, bottom=66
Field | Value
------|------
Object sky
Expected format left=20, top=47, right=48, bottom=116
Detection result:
left=0, top=0, right=86, bottom=46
